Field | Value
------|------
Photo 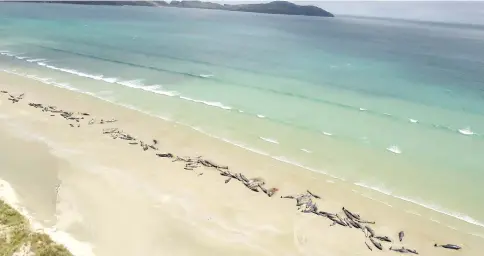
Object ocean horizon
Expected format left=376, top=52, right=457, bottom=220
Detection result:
left=1, top=2, right=484, bottom=234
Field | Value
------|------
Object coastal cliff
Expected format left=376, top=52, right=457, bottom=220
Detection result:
left=13, top=1, right=335, bottom=17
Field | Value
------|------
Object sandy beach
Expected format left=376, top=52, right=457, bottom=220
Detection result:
left=0, top=71, right=481, bottom=255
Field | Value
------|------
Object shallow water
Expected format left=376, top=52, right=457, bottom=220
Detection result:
left=1, top=3, right=484, bottom=228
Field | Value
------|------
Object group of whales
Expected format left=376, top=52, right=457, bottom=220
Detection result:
left=1, top=90, right=464, bottom=254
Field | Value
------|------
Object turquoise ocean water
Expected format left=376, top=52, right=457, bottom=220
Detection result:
left=1, top=3, right=484, bottom=230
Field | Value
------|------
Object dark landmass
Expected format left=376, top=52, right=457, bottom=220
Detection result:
left=10, top=1, right=334, bottom=17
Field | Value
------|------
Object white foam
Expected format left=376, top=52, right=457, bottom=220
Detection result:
left=458, top=127, right=474, bottom=136
left=383, top=113, right=392, bottom=116
left=102, top=77, right=118, bottom=83
left=256, top=114, right=265, bottom=118
left=179, top=96, right=232, bottom=110
left=355, top=181, right=484, bottom=228
left=116, top=79, right=179, bottom=97
left=117, top=79, right=144, bottom=88
left=26, top=58, right=46, bottom=63
left=0, top=179, right=94, bottom=256
left=326, top=180, right=335, bottom=183
left=14, top=56, right=28, bottom=60
left=409, top=118, right=418, bottom=123
left=0, top=51, right=15, bottom=57
left=322, top=131, right=333, bottom=136
left=238, top=110, right=244, bottom=113
left=199, top=74, right=214, bottom=78
left=259, top=137, right=279, bottom=144
left=37, top=62, right=104, bottom=81
left=386, top=145, right=401, bottom=154
left=300, top=148, right=312, bottom=153
left=359, top=107, right=367, bottom=111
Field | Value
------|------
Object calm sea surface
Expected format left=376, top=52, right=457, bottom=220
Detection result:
left=1, top=3, right=484, bottom=229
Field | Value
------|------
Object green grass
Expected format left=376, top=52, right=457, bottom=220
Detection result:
left=0, top=200, right=73, bottom=256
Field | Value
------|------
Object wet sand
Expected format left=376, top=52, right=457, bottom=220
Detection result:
left=0, top=71, right=481, bottom=256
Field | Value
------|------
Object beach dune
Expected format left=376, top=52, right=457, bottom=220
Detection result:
left=0, top=71, right=481, bottom=255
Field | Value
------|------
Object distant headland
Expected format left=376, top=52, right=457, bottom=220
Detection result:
left=12, top=1, right=335, bottom=17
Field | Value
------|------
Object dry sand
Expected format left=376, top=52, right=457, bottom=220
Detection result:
left=0, top=71, right=482, bottom=256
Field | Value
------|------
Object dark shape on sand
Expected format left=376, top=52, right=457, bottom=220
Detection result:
left=347, top=218, right=363, bottom=229
left=329, top=215, right=347, bottom=227
left=344, top=218, right=352, bottom=228
left=390, top=246, right=406, bottom=253
left=224, top=177, right=231, bottom=183
left=406, top=248, right=419, bottom=255
left=317, top=211, right=334, bottom=218
left=365, top=241, right=372, bottom=251
left=390, top=246, right=419, bottom=255
left=156, top=153, right=174, bottom=158
left=369, top=237, right=383, bottom=250
left=435, top=244, right=461, bottom=250
left=365, top=226, right=375, bottom=237
left=199, top=159, right=228, bottom=170
left=375, top=236, right=392, bottom=243
left=342, top=207, right=360, bottom=220
left=399, top=231, right=404, bottom=242
left=307, top=190, right=321, bottom=199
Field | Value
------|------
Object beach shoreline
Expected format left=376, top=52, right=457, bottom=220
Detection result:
left=0, top=71, right=482, bottom=255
